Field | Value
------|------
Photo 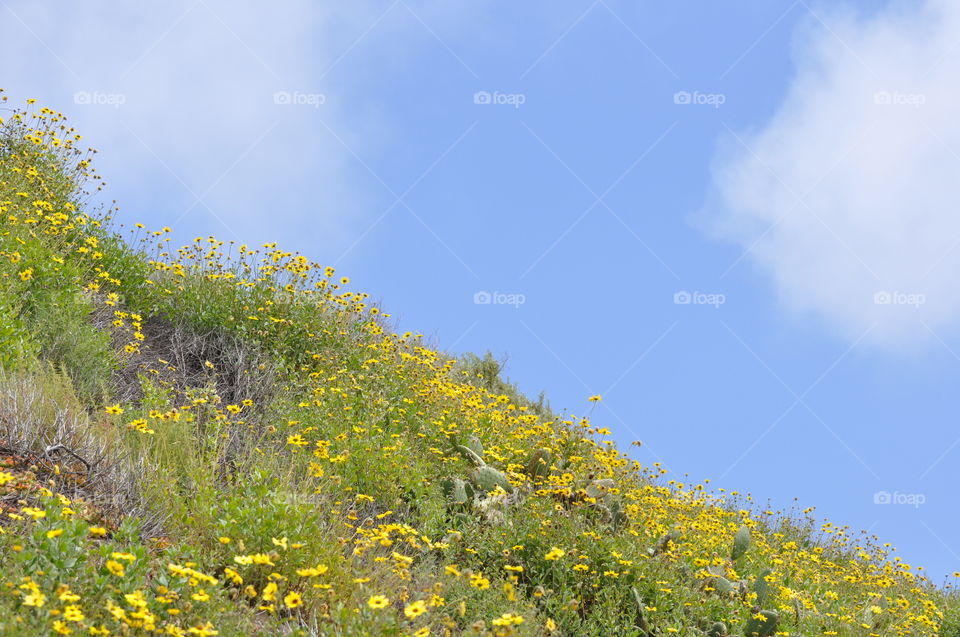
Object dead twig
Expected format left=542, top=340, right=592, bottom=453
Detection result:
left=44, top=443, right=91, bottom=473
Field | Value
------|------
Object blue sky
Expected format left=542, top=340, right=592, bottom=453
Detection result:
left=4, top=0, right=959, bottom=580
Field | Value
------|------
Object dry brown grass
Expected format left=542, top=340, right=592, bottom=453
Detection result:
left=0, top=368, right=164, bottom=537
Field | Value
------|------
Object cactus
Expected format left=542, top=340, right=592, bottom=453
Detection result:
left=470, top=465, right=514, bottom=494
left=630, top=587, right=651, bottom=636
left=585, top=478, right=615, bottom=499
left=440, top=476, right=456, bottom=500
left=706, top=564, right=725, bottom=577
left=446, top=433, right=513, bottom=494
left=440, top=476, right=473, bottom=505
left=743, top=610, right=778, bottom=637
left=446, top=433, right=484, bottom=467
left=465, top=434, right=484, bottom=459
left=732, top=525, right=751, bottom=562
left=707, top=622, right=727, bottom=637
left=605, top=495, right=627, bottom=530
left=648, top=530, right=679, bottom=556
left=754, top=568, right=772, bottom=606
left=524, top=448, right=552, bottom=480
left=709, top=576, right=735, bottom=596
left=454, top=444, right=485, bottom=467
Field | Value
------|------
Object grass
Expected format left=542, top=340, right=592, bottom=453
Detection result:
left=0, top=90, right=958, bottom=636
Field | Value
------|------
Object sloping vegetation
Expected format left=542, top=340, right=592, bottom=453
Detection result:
left=0, top=91, right=957, bottom=636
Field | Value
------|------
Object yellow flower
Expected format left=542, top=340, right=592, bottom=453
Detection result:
left=287, top=434, right=308, bottom=447
left=187, top=623, right=219, bottom=636
left=191, top=589, right=210, bottom=602
left=367, top=594, right=389, bottom=610
left=89, top=526, right=108, bottom=537
left=262, top=582, right=278, bottom=602
left=124, top=590, right=148, bottom=608
left=493, top=612, right=524, bottom=627
left=588, top=394, right=602, bottom=402
left=545, top=547, right=566, bottom=561
left=63, top=605, right=85, bottom=622
left=0, top=470, right=14, bottom=485
left=404, top=599, right=428, bottom=618
left=21, top=507, right=45, bottom=519
left=126, top=419, right=154, bottom=434
left=284, top=591, right=303, bottom=608
left=105, top=560, right=125, bottom=577
left=223, top=567, right=243, bottom=585
left=52, top=621, right=72, bottom=635
left=23, top=591, right=46, bottom=607
left=46, top=529, right=64, bottom=539
left=105, top=404, right=123, bottom=415
left=469, top=574, right=490, bottom=590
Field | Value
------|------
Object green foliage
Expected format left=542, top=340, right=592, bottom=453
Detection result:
left=732, top=525, right=751, bottom=562
left=456, top=351, right=551, bottom=416
left=24, top=289, right=115, bottom=402
left=524, top=448, right=551, bottom=481
left=0, top=295, right=38, bottom=370
left=754, top=567, right=772, bottom=607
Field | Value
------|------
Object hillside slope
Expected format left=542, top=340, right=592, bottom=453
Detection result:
left=0, top=93, right=957, bottom=636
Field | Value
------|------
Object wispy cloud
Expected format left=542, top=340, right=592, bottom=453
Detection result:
left=0, top=1, right=416, bottom=245
left=706, top=0, right=960, bottom=349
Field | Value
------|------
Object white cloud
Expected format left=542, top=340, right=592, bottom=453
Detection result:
left=0, top=1, right=437, bottom=247
left=707, top=0, right=960, bottom=349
